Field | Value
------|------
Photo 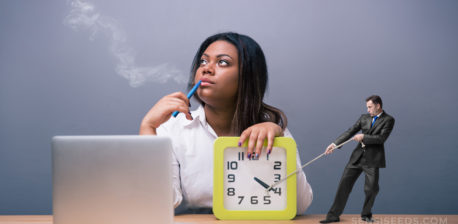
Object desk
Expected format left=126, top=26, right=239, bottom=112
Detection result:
left=0, top=214, right=456, bottom=224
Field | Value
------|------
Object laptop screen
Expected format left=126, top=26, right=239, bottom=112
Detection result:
left=52, top=135, right=173, bottom=224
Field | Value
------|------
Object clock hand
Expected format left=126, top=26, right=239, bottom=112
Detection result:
left=253, top=177, right=274, bottom=191
left=265, top=137, right=357, bottom=193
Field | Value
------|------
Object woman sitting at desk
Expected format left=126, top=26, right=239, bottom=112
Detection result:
left=139, top=32, right=313, bottom=214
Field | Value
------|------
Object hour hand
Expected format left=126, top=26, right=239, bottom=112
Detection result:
left=254, top=177, right=274, bottom=191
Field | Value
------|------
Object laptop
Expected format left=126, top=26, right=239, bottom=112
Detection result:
left=52, top=135, right=173, bottom=224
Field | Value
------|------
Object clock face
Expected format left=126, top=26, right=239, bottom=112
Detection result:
left=213, top=137, right=297, bottom=220
left=223, top=147, right=287, bottom=210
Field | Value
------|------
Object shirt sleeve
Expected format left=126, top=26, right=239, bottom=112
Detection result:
left=284, top=128, right=313, bottom=215
left=157, top=122, right=184, bottom=208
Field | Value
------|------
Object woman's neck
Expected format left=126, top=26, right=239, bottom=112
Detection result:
left=204, top=104, right=236, bottom=136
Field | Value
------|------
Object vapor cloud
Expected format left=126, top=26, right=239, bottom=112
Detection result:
left=64, top=0, right=186, bottom=87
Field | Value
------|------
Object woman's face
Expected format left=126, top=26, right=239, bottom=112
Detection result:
left=195, top=40, right=239, bottom=107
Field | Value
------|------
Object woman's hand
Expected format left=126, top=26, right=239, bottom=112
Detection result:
left=139, top=92, right=193, bottom=135
left=238, top=122, right=284, bottom=159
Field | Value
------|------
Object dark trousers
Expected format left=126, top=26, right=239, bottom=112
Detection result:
left=327, top=166, right=379, bottom=219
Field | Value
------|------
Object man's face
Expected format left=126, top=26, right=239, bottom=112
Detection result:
left=366, top=100, right=381, bottom=117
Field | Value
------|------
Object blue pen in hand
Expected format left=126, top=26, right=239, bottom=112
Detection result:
left=172, top=80, right=202, bottom=117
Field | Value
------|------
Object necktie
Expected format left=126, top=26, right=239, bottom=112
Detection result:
left=371, top=116, right=378, bottom=128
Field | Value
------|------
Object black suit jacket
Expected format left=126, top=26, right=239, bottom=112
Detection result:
left=334, top=111, right=395, bottom=168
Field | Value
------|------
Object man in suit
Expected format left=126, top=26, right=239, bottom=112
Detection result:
left=320, top=95, right=395, bottom=223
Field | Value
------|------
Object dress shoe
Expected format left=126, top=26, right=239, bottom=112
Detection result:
left=319, top=217, right=340, bottom=223
left=361, top=216, right=374, bottom=222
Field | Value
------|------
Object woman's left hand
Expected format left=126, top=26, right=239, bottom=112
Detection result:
left=238, top=122, right=284, bottom=160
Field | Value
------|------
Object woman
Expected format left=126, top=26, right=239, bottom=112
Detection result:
left=140, top=32, right=312, bottom=214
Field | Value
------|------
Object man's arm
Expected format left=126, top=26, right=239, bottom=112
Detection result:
left=334, top=115, right=364, bottom=146
left=325, top=115, right=363, bottom=154
left=363, top=117, right=395, bottom=145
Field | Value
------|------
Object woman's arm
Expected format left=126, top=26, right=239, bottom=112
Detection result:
left=238, top=122, right=283, bottom=159
left=295, top=148, right=313, bottom=214
left=284, top=129, right=313, bottom=214
left=171, top=150, right=184, bottom=208
left=139, top=92, right=193, bottom=135
left=139, top=92, right=192, bottom=208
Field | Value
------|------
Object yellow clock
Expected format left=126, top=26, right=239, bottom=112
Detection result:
left=213, top=137, right=297, bottom=220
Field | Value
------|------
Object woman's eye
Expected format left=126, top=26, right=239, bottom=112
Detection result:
left=218, top=60, right=229, bottom=66
left=200, top=59, right=208, bottom=65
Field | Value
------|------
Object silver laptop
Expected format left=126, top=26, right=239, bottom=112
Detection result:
left=52, top=135, right=173, bottom=224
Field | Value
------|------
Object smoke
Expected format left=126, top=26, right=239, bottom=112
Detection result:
left=64, top=0, right=186, bottom=87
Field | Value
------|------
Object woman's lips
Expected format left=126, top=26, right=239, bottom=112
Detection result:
left=200, top=81, right=212, bottom=87
left=200, top=78, right=214, bottom=86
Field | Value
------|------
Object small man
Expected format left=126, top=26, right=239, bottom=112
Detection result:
left=320, top=95, right=395, bottom=223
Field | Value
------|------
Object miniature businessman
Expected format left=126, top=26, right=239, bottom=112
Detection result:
left=320, top=95, right=395, bottom=223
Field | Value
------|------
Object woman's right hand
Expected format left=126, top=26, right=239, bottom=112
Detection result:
left=139, top=92, right=193, bottom=135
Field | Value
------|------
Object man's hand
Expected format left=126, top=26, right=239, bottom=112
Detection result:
left=325, top=143, right=336, bottom=155
left=352, top=134, right=364, bottom=143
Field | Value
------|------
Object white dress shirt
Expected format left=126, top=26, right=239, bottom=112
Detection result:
left=157, top=105, right=313, bottom=214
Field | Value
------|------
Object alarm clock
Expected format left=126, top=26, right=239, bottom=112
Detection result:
left=213, top=137, right=297, bottom=220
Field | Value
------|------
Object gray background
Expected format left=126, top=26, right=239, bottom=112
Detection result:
left=1, top=0, right=457, bottom=215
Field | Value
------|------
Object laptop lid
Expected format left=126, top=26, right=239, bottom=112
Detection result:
left=52, top=135, right=173, bottom=224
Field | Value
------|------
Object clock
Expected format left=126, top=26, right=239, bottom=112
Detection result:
left=213, top=137, right=297, bottom=220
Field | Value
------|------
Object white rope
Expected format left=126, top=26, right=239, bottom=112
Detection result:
left=265, top=137, right=365, bottom=192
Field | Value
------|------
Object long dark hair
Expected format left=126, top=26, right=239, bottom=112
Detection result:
left=188, top=32, right=287, bottom=135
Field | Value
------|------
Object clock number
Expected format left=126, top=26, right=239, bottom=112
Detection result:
left=274, top=174, right=281, bottom=182
left=227, top=174, right=235, bottom=182
left=238, top=196, right=244, bottom=204
left=238, top=152, right=244, bottom=161
left=273, top=187, right=282, bottom=196
left=250, top=196, right=258, bottom=204
left=227, top=161, right=238, bottom=170
left=274, top=161, right=282, bottom=170
left=227, top=187, right=235, bottom=196
left=263, top=196, right=271, bottom=205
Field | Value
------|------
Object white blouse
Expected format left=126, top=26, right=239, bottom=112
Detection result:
left=157, top=105, right=313, bottom=214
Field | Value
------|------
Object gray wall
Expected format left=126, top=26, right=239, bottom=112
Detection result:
left=1, top=0, right=457, bottom=215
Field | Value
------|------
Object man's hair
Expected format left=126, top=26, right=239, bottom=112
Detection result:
left=366, top=95, right=383, bottom=108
